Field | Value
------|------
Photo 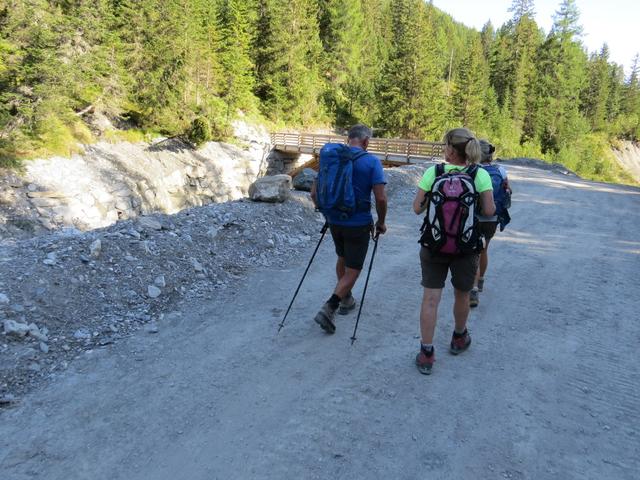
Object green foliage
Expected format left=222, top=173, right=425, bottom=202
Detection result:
left=551, top=133, right=635, bottom=184
left=104, top=129, right=151, bottom=144
left=217, top=0, right=258, bottom=114
left=254, top=0, right=326, bottom=125
left=376, top=0, right=447, bottom=139
left=452, top=35, right=489, bottom=130
left=186, top=116, right=212, bottom=146
left=0, top=0, right=637, bottom=185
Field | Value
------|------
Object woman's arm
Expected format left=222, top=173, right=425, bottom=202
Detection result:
left=479, top=190, right=496, bottom=217
left=413, top=188, right=428, bottom=215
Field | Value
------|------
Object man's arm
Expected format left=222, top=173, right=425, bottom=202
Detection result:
left=372, top=184, right=387, bottom=235
left=310, top=179, right=318, bottom=208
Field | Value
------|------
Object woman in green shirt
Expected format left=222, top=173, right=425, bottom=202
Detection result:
left=411, top=128, right=495, bottom=375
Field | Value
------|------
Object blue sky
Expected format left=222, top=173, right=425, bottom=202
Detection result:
left=431, top=0, right=639, bottom=75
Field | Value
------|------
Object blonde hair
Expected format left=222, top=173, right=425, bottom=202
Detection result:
left=443, top=127, right=481, bottom=164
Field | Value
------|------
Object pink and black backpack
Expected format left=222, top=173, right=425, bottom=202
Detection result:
left=419, top=163, right=483, bottom=255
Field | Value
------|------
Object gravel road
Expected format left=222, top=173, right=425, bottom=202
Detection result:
left=1, top=163, right=639, bottom=479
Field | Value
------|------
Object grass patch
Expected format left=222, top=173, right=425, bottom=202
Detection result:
left=103, top=128, right=157, bottom=143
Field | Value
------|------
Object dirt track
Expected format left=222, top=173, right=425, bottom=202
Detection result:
left=1, top=164, right=639, bottom=479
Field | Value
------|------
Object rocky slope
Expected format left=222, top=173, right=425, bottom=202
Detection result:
left=613, top=140, right=640, bottom=183
left=0, top=192, right=328, bottom=402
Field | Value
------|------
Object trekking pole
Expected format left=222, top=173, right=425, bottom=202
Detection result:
left=278, top=222, right=329, bottom=333
left=350, top=233, right=380, bottom=345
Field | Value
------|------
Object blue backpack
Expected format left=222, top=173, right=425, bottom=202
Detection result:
left=316, top=143, right=367, bottom=220
left=481, top=163, right=511, bottom=230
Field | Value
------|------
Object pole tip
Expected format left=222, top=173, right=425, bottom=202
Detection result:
left=350, top=337, right=356, bottom=345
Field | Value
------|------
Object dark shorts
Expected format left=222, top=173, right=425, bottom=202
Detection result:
left=330, top=224, right=371, bottom=270
left=420, top=247, right=479, bottom=292
left=480, top=221, right=498, bottom=242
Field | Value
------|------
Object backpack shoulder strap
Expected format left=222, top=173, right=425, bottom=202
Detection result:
left=435, top=163, right=445, bottom=177
left=466, top=163, right=479, bottom=179
left=351, top=150, right=368, bottom=162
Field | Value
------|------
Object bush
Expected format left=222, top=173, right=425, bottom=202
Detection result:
left=186, top=116, right=212, bottom=147
left=551, top=133, right=637, bottom=184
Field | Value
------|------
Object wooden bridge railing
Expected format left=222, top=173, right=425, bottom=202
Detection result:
left=270, top=132, right=445, bottom=163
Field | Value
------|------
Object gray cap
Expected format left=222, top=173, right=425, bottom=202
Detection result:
left=479, top=139, right=495, bottom=162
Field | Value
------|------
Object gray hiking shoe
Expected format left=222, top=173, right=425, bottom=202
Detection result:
left=469, top=288, right=479, bottom=308
left=477, top=277, right=485, bottom=293
left=314, top=303, right=336, bottom=334
left=338, top=294, right=356, bottom=315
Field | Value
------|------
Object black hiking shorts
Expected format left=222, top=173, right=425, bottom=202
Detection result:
left=479, top=221, right=498, bottom=242
left=329, top=224, right=371, bottom=270
left=420, top=247, right=479, bottom=292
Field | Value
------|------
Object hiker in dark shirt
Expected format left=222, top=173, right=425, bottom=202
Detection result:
left=412, top=127, right=495, bottom=375
left=310, top=124, right=387, bottom=334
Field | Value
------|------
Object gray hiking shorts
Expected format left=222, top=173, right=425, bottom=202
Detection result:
left=420, top=247, right=479, bottom=292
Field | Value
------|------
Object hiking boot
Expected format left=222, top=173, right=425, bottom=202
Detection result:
left=469, top=288, right=479, bottom=308
left=477, top=277, right=485, bottom=292
left=450, top=330, right=471, bottom=355
left=338, top=294, right=356, bottom=315
left=415, top=346, right=435, bottom=375
left=314, top=303, right=336, bottom=334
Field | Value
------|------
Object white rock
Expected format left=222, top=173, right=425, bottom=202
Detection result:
left=190, top=258, right=205, bottom=272
left=3, top=320, right=30, bottom=337
left=28, top=323, right=48, bottom=342
left=0, top=293, right=8, bottom=304
left=146, top=322, right=159, bottom=334
left=207, top=227, right=220, bottom=239
left=90, top=239, right=102, bottom=258
left=126, top=229, right=141, bottom=240
left=43, top=252, right=57, bottom=265
left=73, top=329, right=91, bottom=340
left=138, top=217, right=162, bottom=231
left=248, top=175, right=292, bottom=203
left=39, top=342, right=49, bottom=353
left=79, top=193, right=95, bottom=207
left=154, top=275, right=166, bottom=288
left=147, top=285, right=161, bottom=298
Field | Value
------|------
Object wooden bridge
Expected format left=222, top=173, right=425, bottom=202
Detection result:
left=270, top=132, right=445, bottom=176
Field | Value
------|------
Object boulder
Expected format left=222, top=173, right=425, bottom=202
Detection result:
left=293, top=168, right=317, bottom=192
left=3, top=320, right=30, bottom=338
left=147, top=285, right=161, bottom=298
left=248, top=175, right=292, bottom=203
left=138, top=216, right=163, bottom=231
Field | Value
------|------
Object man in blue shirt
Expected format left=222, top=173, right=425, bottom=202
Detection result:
left=310, top=124, right=387, bottom=334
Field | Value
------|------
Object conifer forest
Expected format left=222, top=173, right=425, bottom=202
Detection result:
left=1, top=0, right=639, bottom=183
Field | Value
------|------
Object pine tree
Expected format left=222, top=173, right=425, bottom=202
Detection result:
left=217, top=0, right=258, bottom=116
left=489, top=0, right=541, bottom=136
left=528, top=0, right=588, bottom=153
left=376, top=0, right=445, bottom=139
left=620, top=55, right=640, bottom=139
left=317, top=0, right=366, bottom=125
left=582, top=45, right=611, bottom=131
left=254, top=0, right=325, bottom=124
left=508, top=0, right=535, bottom=22
left=452, top=35, right=489, bottom=130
